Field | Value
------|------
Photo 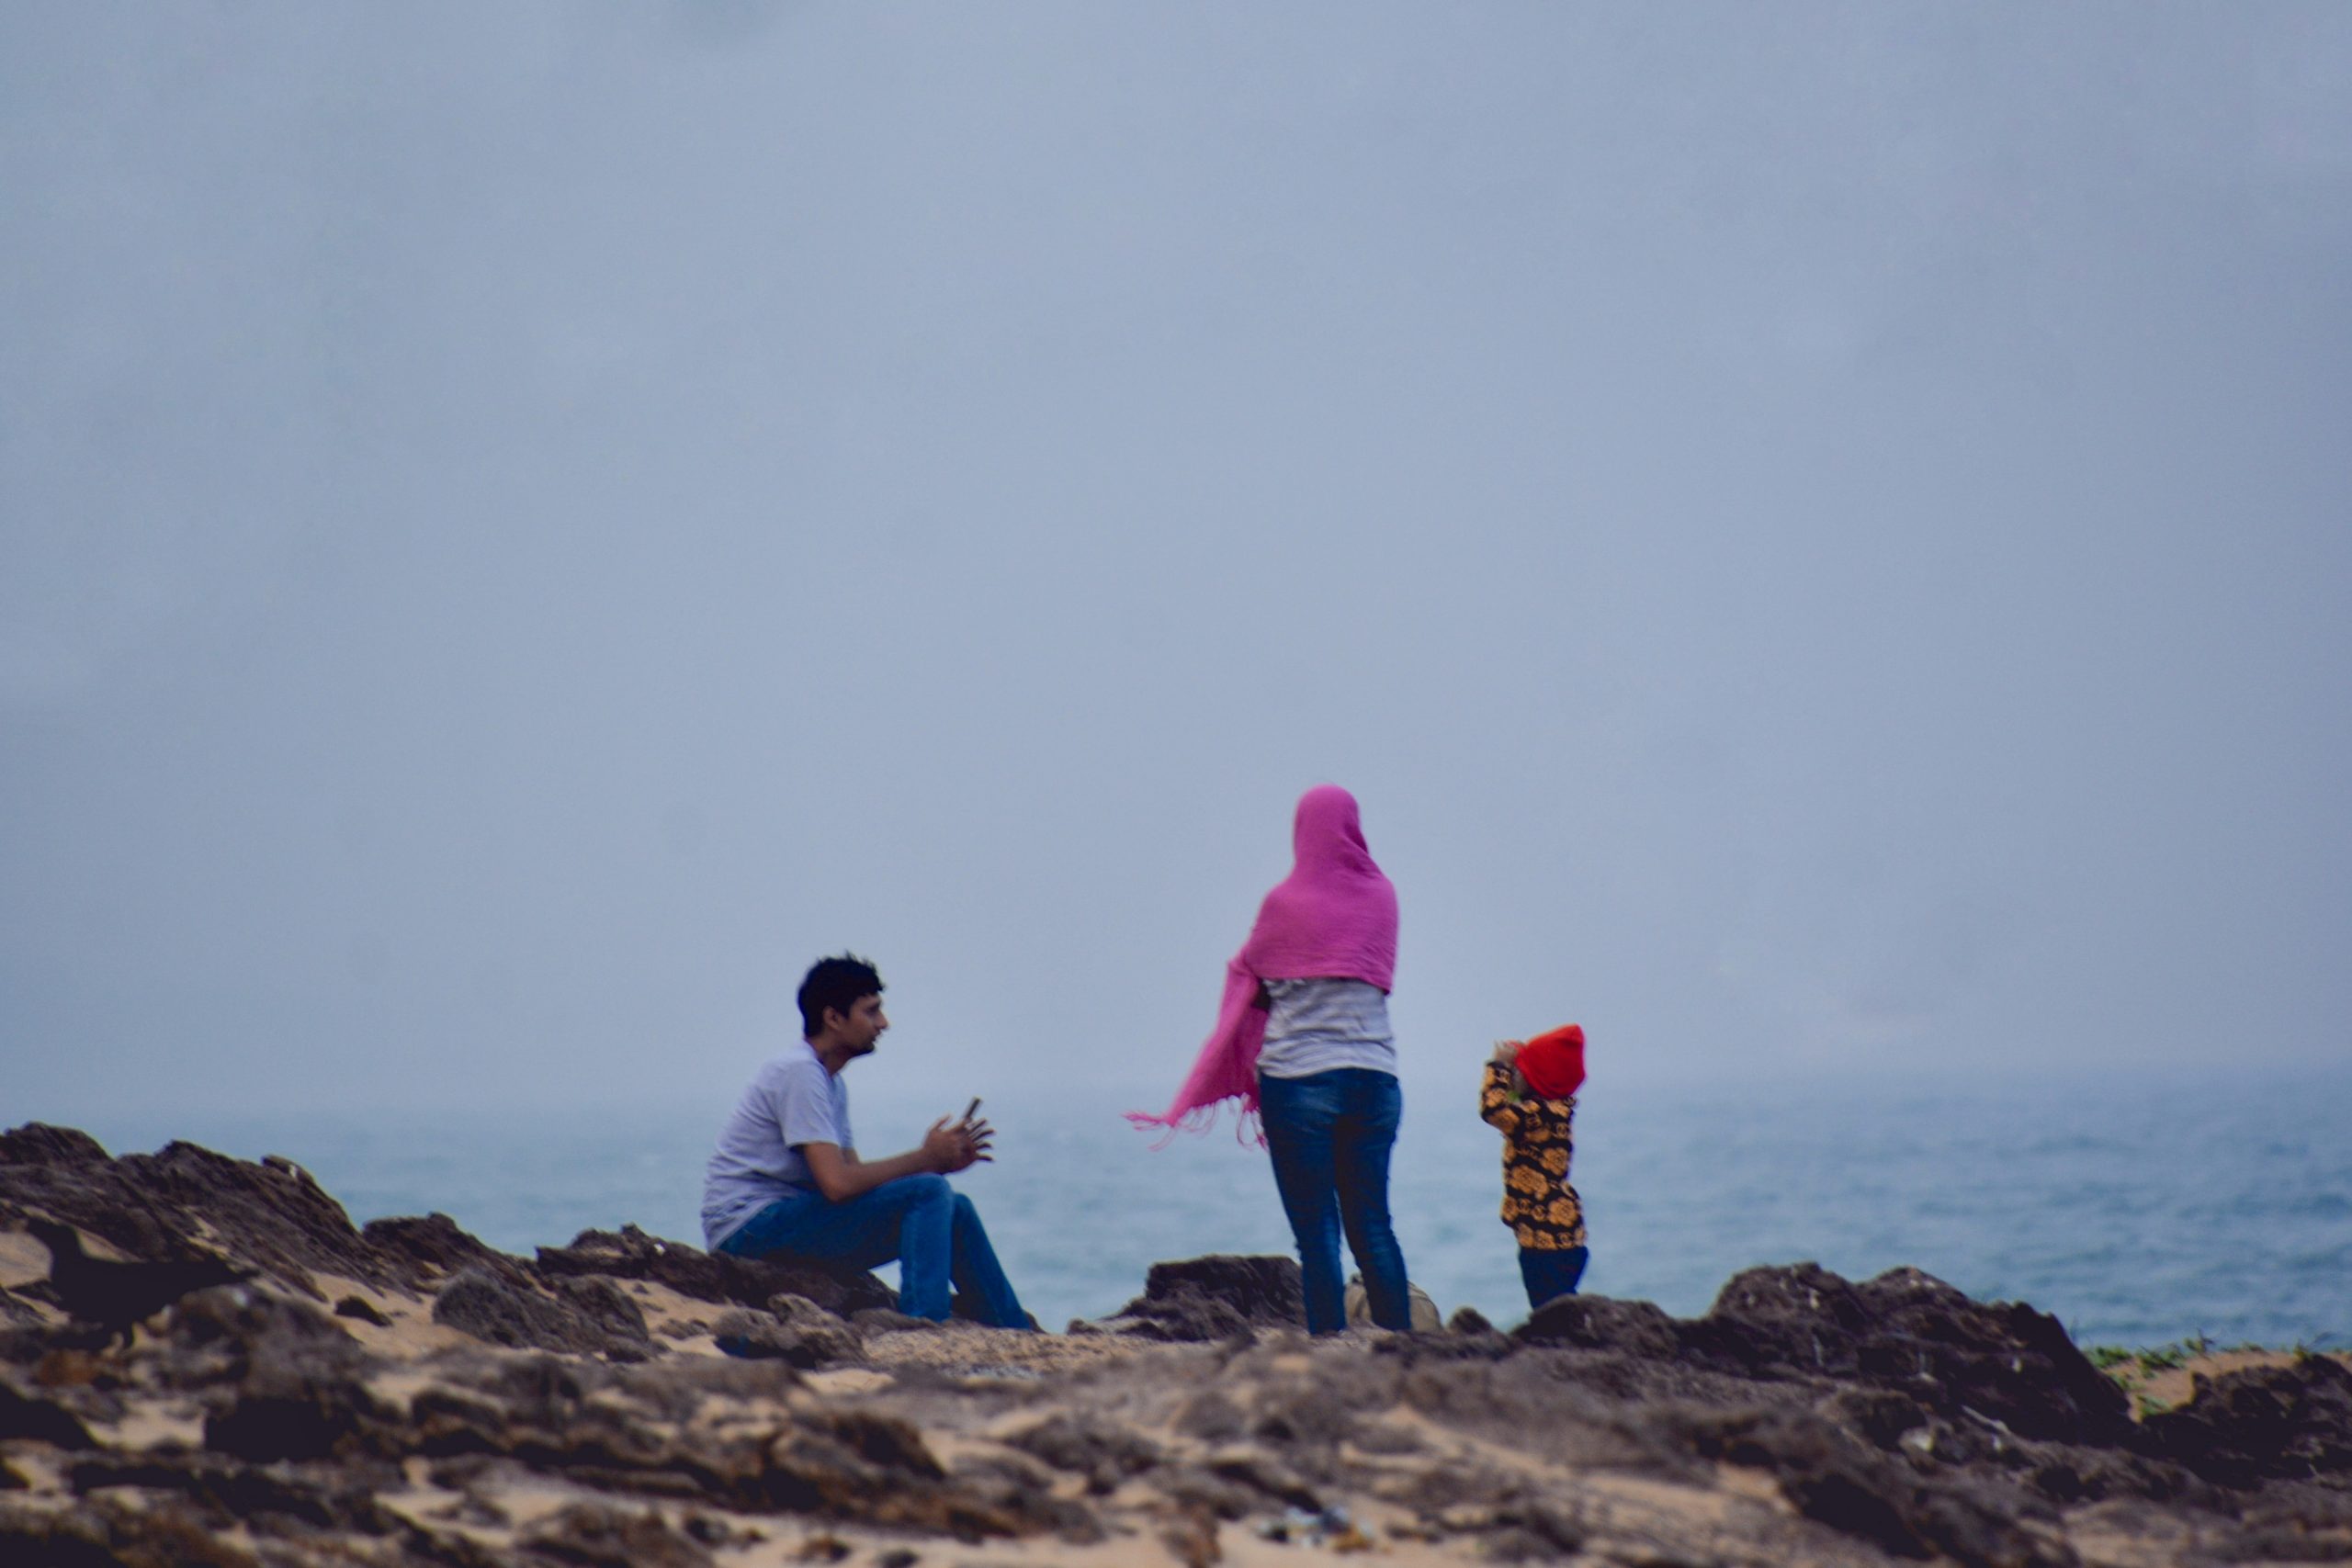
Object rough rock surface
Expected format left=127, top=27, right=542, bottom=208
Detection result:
left=432, top=1266, right=650, bottom=1361
left=1095, top=1252, right=1306, bottom=1341
left=537, top=1224, right=898, bottom=1317
left=1, top=1121, right=896, bottom=1358
left=4, top=1121, right=2348, bottom=1568
left=709, top=1296, right=866, bottom=1369
left=0, top=1124, right=386, bottom=1303
left=2143, top=1354, right=2352, bottom=1485
left=1683, top=1261, right=2135, bottom=1446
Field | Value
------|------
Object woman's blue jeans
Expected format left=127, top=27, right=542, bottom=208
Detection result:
left=1258, top=1067, right=1411, bottom=1334
left=713, top=1173, right=1029, bottom=1328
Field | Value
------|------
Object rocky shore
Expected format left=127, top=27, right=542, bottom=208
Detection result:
left=3, top=1122, right=2346, bottom=1567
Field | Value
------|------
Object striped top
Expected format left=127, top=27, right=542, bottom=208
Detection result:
left=1256, top=977, right=1398, bottom=1079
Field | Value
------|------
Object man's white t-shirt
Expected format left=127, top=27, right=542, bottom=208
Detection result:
left=701, top=1040, right=855, bottom=1250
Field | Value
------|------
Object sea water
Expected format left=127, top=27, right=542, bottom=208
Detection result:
left=49, top=1064, right=2350, bottom=1351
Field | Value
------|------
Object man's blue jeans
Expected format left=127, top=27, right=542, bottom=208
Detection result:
left=1258, top=1067, right=1411, bottom=1334
left=714, top=1173, right=1029, bottom=1328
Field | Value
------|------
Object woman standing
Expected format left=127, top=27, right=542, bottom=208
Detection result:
left=1132, top=784, right=1412, bottom=1333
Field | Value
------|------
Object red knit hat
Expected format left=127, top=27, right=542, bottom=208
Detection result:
left=1518, top=1024, right=1586, bottom=1100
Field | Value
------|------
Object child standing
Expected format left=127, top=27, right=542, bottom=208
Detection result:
left=1479, top=1024, right=1589, bottom=1310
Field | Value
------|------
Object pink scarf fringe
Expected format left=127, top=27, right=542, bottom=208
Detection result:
left=1129, top=784, right=1397, bottom=1143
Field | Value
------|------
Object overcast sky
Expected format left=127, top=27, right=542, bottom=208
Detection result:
left=6, top=3, right=2348, bottom=1124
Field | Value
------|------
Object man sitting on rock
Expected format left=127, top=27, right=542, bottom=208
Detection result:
left=700, top=953, right=1032, bottom=1328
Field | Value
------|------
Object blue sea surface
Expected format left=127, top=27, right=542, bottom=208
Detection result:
left=58, top=1064, right=2350, bottom=1350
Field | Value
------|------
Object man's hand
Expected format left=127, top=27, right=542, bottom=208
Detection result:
left=1490, top=1039, right=1521, bottom=1066
left=922, top=1115, right=995, bottom=1175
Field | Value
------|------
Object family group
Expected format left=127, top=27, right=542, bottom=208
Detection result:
left=698, top=784, right=1589, bottom=1336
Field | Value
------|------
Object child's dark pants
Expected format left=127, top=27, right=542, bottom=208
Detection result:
left=1519, top=1245, right=1589, bottom=1310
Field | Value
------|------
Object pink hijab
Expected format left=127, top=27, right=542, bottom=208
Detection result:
left=1129, top=784, right=1398, bottom=1139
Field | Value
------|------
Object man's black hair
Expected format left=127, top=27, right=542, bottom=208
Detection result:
left=798, top=953, right=884, bottom=1038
